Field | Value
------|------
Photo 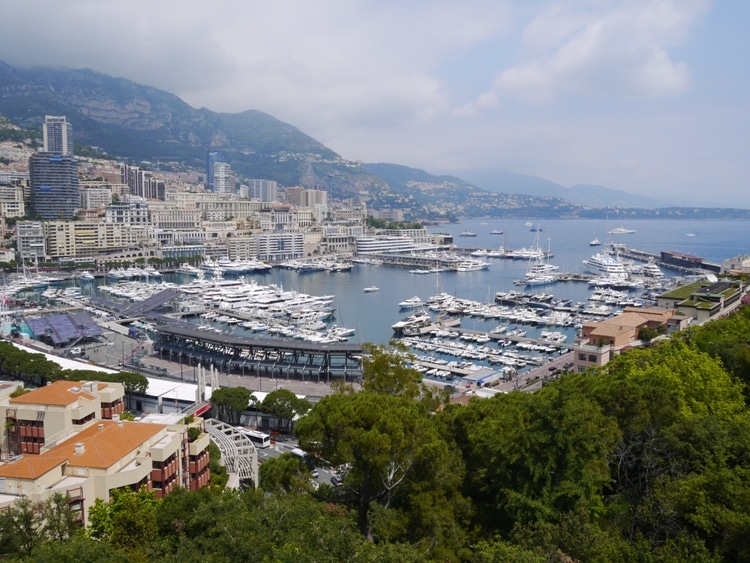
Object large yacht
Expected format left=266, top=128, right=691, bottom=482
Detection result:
left=583, top=252, right=628, bottom=279
left=607, top=226, right=637, bottom=235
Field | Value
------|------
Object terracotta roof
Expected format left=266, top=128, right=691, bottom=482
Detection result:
left=9, top=380, right=97, bottom=406
left=46, top=420, right=165, bottom=469
left=0, top=454, right=67, bottom=480
left=605, top=312, right=649, bottom=327
left=589, top=324, right=634, bottom=338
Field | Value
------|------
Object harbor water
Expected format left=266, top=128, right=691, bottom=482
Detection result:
left=18, top=218, right=750, bottom=347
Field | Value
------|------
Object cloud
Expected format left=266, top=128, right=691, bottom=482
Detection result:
left=1, top=0, right=746, bottom=208
left=493, top=0, right=710, bottom=102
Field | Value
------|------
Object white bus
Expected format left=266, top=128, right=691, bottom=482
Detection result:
left=242, top=429, right=271, bottom=448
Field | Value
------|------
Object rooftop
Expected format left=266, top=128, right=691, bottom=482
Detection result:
left=9, top=380, right=97, bottom=407
left=46, top=420, right=165, bottom=470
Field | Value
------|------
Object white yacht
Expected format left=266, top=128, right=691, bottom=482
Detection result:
left=364, top=286, right=380, bottom=293
left=454, top=260, right=489, bottom=272
left=583, top=252, right=629, bottom=279
left=79, top=271, right=95, bottom=282
left=399, top=296, right=424, bottom=309
left=639, top=259, right=664, bottom=278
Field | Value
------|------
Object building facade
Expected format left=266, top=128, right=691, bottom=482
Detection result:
left=213, top=161, right=232, bottom=194
left=248, top=179, right=278, bottom=202
left=29, top=153, right=79, bottom=220
left=206, top=151, right=224, bottom=192
left=255, top=231, right=304, bottom=261
left=0, top=380, right=211, bottom=519
left=16, top=221, right=46, bottom=260
left=42, top=115, right=74, bottom=155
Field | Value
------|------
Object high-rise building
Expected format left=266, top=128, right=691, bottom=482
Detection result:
left=42, top=115, right=74, bottom=155
left=248, top=179, right=278, bottom=202
left=120, top=164, right=165, bottom=200
left=206, top=151, right=224, bottom=191
left=28, top=152, right=79, bottom=220
left=213, top=161, right=232, bottom=193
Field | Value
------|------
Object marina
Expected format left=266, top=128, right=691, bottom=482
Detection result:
left=2, top=218, right=746, bottom=388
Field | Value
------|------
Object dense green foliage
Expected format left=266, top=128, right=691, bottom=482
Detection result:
left=260, top=388, right=312, bottom=432
left=1, top=307, right=750, bottom=560
left=209, top=386, right=251, bottom=425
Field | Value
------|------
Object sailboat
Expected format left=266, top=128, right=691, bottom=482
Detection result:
left=524, top=236, right=558, bottom=286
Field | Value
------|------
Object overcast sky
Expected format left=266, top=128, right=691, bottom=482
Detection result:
left=1, top=1, right=748, bottom=207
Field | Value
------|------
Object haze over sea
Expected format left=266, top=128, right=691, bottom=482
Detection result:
left=250, top=218, right=748, bottom=345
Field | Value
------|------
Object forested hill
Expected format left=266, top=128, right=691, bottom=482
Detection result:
left=3, top=303, right=750, bottom=560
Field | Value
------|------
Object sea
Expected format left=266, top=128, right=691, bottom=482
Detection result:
left=23, top=218, right=750, bottom=347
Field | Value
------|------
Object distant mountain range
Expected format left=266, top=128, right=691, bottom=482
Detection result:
left=449, top=169, right=668, bottom=208
left=0, top=60, right=718, bottom=213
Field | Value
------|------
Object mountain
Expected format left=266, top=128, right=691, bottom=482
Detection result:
left=0, top=60, right=685, bottom=213
left=0, top=60, right=389, bottom=199
left=362, top=163, right=482, bottom=204
left=448, top=168, right=667, bottom=208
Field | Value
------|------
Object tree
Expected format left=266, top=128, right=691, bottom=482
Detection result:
left=210, top=386, right=251, bottom=425
left=41, top=492, right=79, bottom=542
left=0, top=497, right=43, bottom=556
left=88, top=488, right=158, bottom=558
left=362, top=342, right=451, bottom=413
left=259, top=452, right=314, bottom=493
left=296, top=392, right=445, bottom=540
left=261, top=388, right=311, bottom=432
left=29, top=534, right=129, bottom=563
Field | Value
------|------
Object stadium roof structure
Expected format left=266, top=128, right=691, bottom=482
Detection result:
left=120, top=288, right=182, bottom=318
left=24, top=312, right=103, bottom=345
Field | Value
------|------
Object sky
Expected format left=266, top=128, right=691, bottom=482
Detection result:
left=1, top=0, right=749, bottom=207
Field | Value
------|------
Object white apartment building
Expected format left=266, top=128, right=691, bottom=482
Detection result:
left=79, top=186, right=112, bottom=210
left=213, top=161, right=233, bottom=193
left=0, top=185, right=25, bottom=217
left=194, top=198, right=269, bottom=221
left=292, top=208, right=314, bottom=228
left=248, top=179, right=278, bottom=202
left=105, top=203, right=150, bottom=226
left=16, top=221, right=46, bottom=260
left=259, top=207, right=297, bottom=231
left=226, top=236, right=259, bottom=261
left=44, top=221, right=149, bottom=259
left=255, top=232, right=304, bottom=261
left=43, top=222, right=76, bottom=258
left=319, top=224, right=365, bottom=254
left=152, top=230, right=207, bottom=247
left=149, top=208, right=202, bottom=230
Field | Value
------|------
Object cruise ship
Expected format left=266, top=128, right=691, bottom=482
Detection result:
left=583, top=252, right=628, bottom=279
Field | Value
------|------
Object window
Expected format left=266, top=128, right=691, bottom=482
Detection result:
left=578, top=353, right=587, bottom=361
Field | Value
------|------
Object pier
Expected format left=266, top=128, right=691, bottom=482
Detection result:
left=613, top=245, right=721, bottom=273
